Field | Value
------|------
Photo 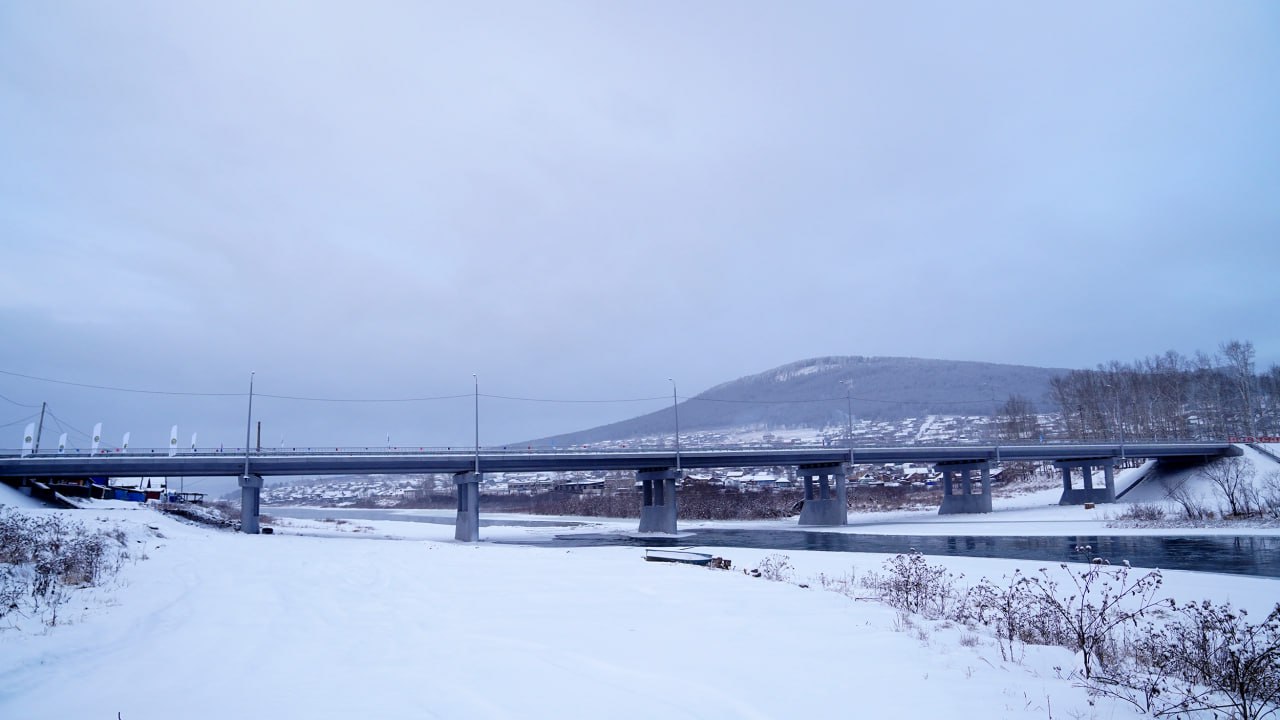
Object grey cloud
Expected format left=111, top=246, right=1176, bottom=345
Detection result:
left=1, top=2, right=1277, bottom=448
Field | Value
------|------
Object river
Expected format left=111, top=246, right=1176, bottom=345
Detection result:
left=268, top=507, right=1280, bottom=578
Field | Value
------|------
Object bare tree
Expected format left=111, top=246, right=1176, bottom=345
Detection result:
left=1201, top=456, right=1258, bottom=517
left=1046, top=340, right=1271, bottom=442
left=1260, top=472, right=1280, bottom=519
left=1166, top=474, right=1213, bottom=520
left=997, top=393, right=1039, bottom=441
left=1260, top=364, right=1280, bottom=436
left=1222, top=340, right=1259, bottom=438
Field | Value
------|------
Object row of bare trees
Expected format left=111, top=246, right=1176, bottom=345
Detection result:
left=1025, top=340, right=1277, bottom=441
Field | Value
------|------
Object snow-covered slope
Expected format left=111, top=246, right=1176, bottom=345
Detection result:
left=0, top=482, right=49, bottom=509
left=1122, top=444, right=1278, bottom=507
left=2, top=499, right=1279, bottom=720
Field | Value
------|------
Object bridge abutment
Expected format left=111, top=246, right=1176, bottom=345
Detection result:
left=1055, top=459, right=1115, bottom=505
left=239, top=474, right=263, bottom=534
left=935, top=460, right=993, bottom=514
left=797, top=463, right=848, bottom=526
left=638, top=468, right=678, bottom=534
left=454, top=471, right=481, bottom=542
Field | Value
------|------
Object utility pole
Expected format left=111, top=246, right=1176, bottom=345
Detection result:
left=32, top=401, right=46, bottom=453
left=668, top=378, right=681, bottom=475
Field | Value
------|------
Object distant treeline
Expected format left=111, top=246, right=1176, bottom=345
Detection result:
left=1032, top=340, right=1277, bottom=441
left=385, top=487, right=804, bottom=520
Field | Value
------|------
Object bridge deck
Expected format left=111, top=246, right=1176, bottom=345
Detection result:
left=0, top=443, right=1241, bottom=479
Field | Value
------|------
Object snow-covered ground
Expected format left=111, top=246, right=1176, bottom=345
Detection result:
left=2, top=448, right=1278, bottom=720
left=0, top=486, right=47, bottom=509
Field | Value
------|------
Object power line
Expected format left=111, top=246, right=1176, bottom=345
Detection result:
left=684, top=396, right=837, bottom=405
left=48, top=413, right=66, bottom=436
left=480, top=393, right=669, bottom=404
left=45, top=410, right=93, bottom=440
left=687, top=395, right=993, bottom=406
left=0, top=391, right=41, bottom=408
left=0, top=369, right=241, bottom=397
left=0, top=413, right=38, bottom=430
left=1, top=367, right=999, bottom=408
left=257, top=393, right=472, bottom=403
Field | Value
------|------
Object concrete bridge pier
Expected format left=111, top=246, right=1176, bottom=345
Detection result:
left=637, top=468, right=678, bottom=534
left=239, top=474, right=263, bottom=534
left=1055, top=459, right=1115, bottom=505
left=798, top=462, right=848, bottom=526
left=935, top=460, right=992, bottom=514
left=454, top=471, right=481, bottom=542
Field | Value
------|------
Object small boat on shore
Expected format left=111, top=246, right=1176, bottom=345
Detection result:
left=643, top=549, right=715, bottom=566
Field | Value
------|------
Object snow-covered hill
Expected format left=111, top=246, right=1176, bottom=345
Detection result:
left=532, top=355, right=1065, bottom=446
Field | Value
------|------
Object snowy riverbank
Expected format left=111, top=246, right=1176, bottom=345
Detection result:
left=3, top=487, right=1279, bottom=719
left=4, top=447, right=1279, bottom=719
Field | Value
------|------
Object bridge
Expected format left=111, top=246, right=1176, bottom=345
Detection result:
left=0, top=441, right=1241, bottom=538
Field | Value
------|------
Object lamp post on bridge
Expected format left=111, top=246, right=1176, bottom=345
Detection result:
left=472, top=373, right=480, bottom=475
left=839, top=380, right=854, bottom=448
left=243, top=371, right=254, bottom=478
left=983, top=381, right=1002, bottom=464
left=1105, top=381, right=1125, bottom=461
left=668, top=378, right=681, bottom=476
left=238, top=371, right=262, bottom=534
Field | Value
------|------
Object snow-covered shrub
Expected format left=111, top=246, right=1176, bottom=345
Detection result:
left=0, top=509, right=39, bottom=564
left=971, top=570, right=1063, bottom=662
left=815, top=569, right=859, bottom=597
left=1160, top=601, right=1280, bottom=720
left=0, top=509, right=130, bottom=628
left=158, top=500, right=238, bottom=528
left=865, top=551, right=966, bottom=620
left=847, top=485, right=941, bottom=514
left=0, top=565, right=26, bottom=619
left=1095, top=601, right=1280, bottom=720
left=1020, top=564, right=1165, bottom=680
left=1113, top=503, right=1166, bottom=523
left=747, top=554, right=795, bottom=582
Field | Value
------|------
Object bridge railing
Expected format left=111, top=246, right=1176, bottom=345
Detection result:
left=0, top=438, right=1243, bottom=459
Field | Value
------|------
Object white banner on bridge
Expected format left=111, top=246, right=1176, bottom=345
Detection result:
left=169, top=425, right=178, bottom=457
left=58, top=433, right=67, bottom=453
left=122, top=432, right=130, bottom=451
left=191, top=432, right=197, bottom=452
left=92, top=423, right=102, bottom=454
left=22, top=423, right=34, bottom=456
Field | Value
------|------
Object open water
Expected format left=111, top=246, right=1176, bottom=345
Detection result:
left=269, top=507, right=1280, bottom=578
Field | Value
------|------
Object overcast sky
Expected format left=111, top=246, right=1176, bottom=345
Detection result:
left=2, top=1, right=1278, bottom=452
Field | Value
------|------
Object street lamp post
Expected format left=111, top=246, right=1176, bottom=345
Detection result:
left=668, top=378, right=681, bottom=475
left=472, top=373, right=480, bottom=475
left=840, top=380, right=854, bottom=447
left=983, top=381, right=1002, bottom=463
left=243, top=371, right=255, bottom=478
left=1115, top=389, right=1126, bottom=460
left=238, top=371, right=261, bottom=534
left=1105, top=381, right=1125, bottom=460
